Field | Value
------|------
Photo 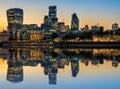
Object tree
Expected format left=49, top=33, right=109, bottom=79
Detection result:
left=78, top=32, right=93, bottom=40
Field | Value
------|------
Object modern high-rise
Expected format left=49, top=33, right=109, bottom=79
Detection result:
left=40, top=6, right=59, bottom=31
left=7, top=8, right=23, bottom=39
left=48, top=6, right=58, bottom=31
left=41, top=6, right=58, bottom=31
left=49, top=6, right=57, bottom=18
left=71, top=13, right=79, bottom=30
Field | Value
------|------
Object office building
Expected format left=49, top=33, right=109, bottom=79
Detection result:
left=49, top=6, right=57, bottom=18
left=71, top=13, right=79, bottom=30
left=48, top=6, right=58, bottom=31
left=7, top=8, right=23, bottom=40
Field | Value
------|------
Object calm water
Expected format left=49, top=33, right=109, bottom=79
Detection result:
left=0, top=48, right=120, bottom=89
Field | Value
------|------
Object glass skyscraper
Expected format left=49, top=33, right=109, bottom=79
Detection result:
left=48, top=6, right=58, bottom=31
left=71, top=13, right=79, bottom=30
left=7, top=8, right=23, bottom=40
left=41, top=6, right=58, bottom=31
left=49, top=6, right=57, bottom=18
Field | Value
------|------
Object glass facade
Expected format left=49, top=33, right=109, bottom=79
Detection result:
left=48, top=6, right=58, bottom=31
left=71, top=13, right=79, bottom=30
left=7, top=8, right=23, bottom=40
left=49, top=6, right=57, bottom=18
left=7, top=8, right=23, bottom=31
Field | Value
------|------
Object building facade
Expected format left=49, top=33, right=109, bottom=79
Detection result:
left=49, top=6, right=57, bottom=18
left=7, top=8, right=23, bottom=40
left=49, top=6, right=58, bottom=31
left=71, top=13, right=79, bottom=30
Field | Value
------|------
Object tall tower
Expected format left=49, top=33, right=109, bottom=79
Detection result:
left=71, top=13, right=79, bottom=30
left=7, top=8, right=23, bottom=40
left=48, top=6, right=58, bottom=31
left=49, top=6, right=57, bottom=18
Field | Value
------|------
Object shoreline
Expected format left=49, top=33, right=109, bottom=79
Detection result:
left=0, top=42, right=120, bottom=48
left=54, top=42, right=120, bottom=48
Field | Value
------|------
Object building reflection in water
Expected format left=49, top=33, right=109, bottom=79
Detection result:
left=7, top=50, right=23, bottom=83
left=71, top=59, right=79, bottom=77
left=0, top=48, right=119, bottom=84
left=42, top=59, right=58, bottom=85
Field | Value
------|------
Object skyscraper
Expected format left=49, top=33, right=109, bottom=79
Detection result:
left=48, top=6, right=58, bottom=31
left=49, top=6, right=57, bottom=18
left=7, top=8, right=23, bottom=40
left=71, top=13, right=79, bottom=30
left=41, top=6, right=58, bottom=31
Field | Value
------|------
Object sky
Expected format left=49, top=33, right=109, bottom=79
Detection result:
left=0, top=0, right=120, bottom=31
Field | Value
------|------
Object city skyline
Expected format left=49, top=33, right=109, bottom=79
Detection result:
left=0, top=0, right=120, bottom=31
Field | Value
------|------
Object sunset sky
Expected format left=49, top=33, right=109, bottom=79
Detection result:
left=0, top=0, right=120, bottom=31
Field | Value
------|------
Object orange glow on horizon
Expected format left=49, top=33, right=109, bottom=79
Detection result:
left=0, top=10, right=119, bottom=32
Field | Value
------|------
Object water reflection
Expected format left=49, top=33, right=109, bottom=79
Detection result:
left=0, top=48, right=120, bottom=85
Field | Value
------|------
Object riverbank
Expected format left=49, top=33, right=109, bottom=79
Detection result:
left=54, top=42, right=120, bottom=48
left=0, top=41, right=120, bottom=48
